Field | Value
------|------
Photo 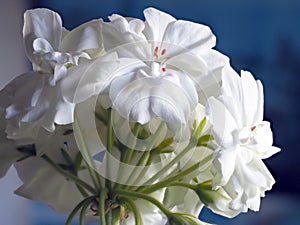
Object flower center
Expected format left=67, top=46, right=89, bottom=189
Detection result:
left=153, top=46, right=167, bottom=73
left=154, top=46, right=166, bottom=58
left=237, top=125, right=260, bottom=146
left=138, top=61, right=167, bottom=78
left=150, top=62, right=162, bottom=76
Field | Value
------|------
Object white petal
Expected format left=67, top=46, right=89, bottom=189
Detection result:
left=250, top=121, right=281, bottom=159
left=60, top=19, right=103, bottom=53
left=1, top=71, right=75, bottom=139
left=143, top=7, right=176, bottom=41
left=0, top=71, right=44, bottom=111
left=161, top=20, right=216, bottom=56
left=129, top=18, right=145, bottom=34
left=33, top=38, right=54, bottom=52
left=221, top=147, right=275, bottom=213
left=206, top=97, right=239, bottom=146
left=101, top=17, right=149, bottom=60
left=241, top=70, right=262, bottom=126
left=212, top=146, right=237, bottom=188
left=221, top=65, right=243, bottom=107
left=62, top=54, right=143, bottom=104
left=253, top=80, right=264, bottom=124
left=166, top=52, right=208, bottom=79
left=23, top=8, right=62, bottom=64
left=110, top=69, right=197, bottom=126
left=238, top=149, right=275, bottom=191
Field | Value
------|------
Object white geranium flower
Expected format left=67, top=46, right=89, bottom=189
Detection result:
left=206, top=65, right=280, bottom=215
left=0, top=71, right=75, bottom=139
left=66, top=7, right=228, bottom=134
left=23, top=8, right=102, bottom=85
left=100, top=8, right=228, bottom=124
left=108, top=62, right=198, bottom=127
left=0, top=8, right=103, bottom=139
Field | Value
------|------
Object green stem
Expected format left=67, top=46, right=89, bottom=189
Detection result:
left=114, top=123, right=141, bottom=190
left=41, top=154, right=97, bottom=194
left=124, top=122, right=165, bottom=187
left=122, top=123, right=141, bottom=164
left=115, top=189, right=172, bottom=218
left=106, top=207, right=120, bottom=225
left=120, top=197, right=142, bottom=225
left=138, top=154, right=211, bottom=193
left=76, top=184, right=89, bottom=197
left=127, top=152, right=155, bottom=190
left=168, top=181, right=196, bottom=190
left=106, top=108, right=113, bottom=191
left=122, top=151, right=149, bottom=189
left=74, top=115, right=102, bottom=191
left=99, top=188, right=108, bottom=225
left=65, top=196, right=96, bottom=225
left=79, top=197, right=96, bottom=225
left=138, top=141, right=196, bottom=186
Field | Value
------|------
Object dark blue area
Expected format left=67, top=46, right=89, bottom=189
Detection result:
left=29, top=0, right=300, bottom=224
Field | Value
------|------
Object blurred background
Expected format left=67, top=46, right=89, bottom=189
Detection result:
left=1, top=0, right=300, bottom=224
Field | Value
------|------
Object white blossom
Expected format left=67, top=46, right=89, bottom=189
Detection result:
left=0, top=8, right=103, bottom=139
left=207, top=65, right=280, bottom=215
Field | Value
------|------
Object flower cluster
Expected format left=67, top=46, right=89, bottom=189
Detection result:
left=0, top=7, right=280, bottom=225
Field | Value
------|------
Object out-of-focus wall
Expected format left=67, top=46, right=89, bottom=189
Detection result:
left=0, top=1, right=33, bottom=225
left=0, top=0, right=29, bottom=88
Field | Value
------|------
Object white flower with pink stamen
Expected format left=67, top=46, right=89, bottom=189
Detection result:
left=67, top=7, right=228, bottom=132
left=207, top=65, right=280, bottom=215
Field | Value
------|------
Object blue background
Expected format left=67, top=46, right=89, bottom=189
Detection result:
left=24, top=0, right=300, bottom=224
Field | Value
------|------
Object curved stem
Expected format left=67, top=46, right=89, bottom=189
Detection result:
left=106, top=207, right=120, bottom=225
left=79, top=197, right=96, bottom=225
left=76, top=184, right=89, bottom=198
left=65, top=196, right=96, bottom=225
left=120, top=197, right=143, bottom=225
left=140, top=118, right=210, bottom=187
left=115, top=189, right=172, bottom=218
left=106, top=108, right=113, bottom=191
left=99, top=188, right=108, bottom=225
left=114, top=123, right=141, bottom=190
left=74, top=115, right=102, bottom=192
left=138, top=154, right=211, bottom=193
left=137, top=141, right=196, bottom=187
left=167, top=181, right=196, bottom=190
left=122, top=123, right=141, bottom=164
left=124, top=122, right=165, bottom=187
left=127, top=152, right=155, bottom=190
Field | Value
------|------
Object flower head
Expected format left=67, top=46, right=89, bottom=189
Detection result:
left=65, top=7, right=228, bottom=135
left=24, top=8, right=102, bottom=85
left=207, top=65, right=280, bottom=215
left=0, top=8, right=103, bottom=139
